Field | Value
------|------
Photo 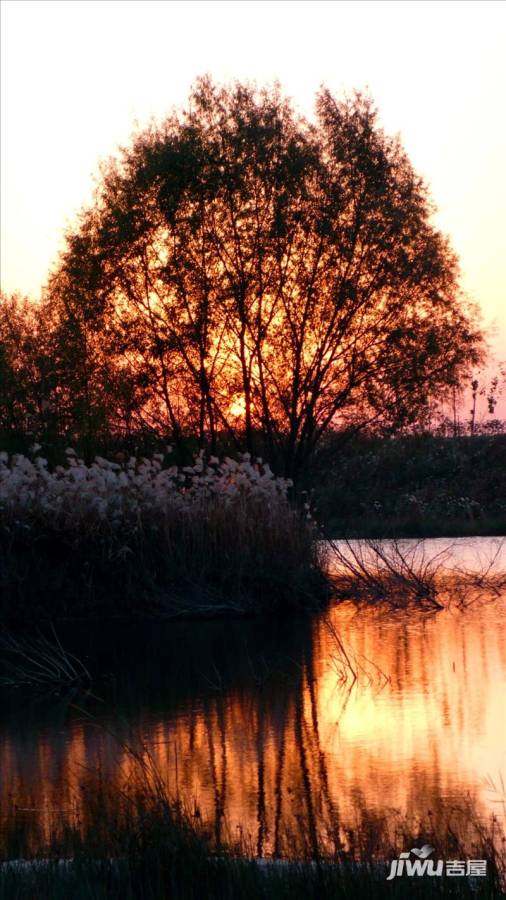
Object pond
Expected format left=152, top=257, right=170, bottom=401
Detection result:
left=1, top=537, right=505, bottom=859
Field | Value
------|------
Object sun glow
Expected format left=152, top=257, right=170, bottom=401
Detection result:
left=228, top=396, right=246, bottom=419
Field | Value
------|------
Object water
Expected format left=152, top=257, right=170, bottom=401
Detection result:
left=1, top=537, right=505, bottom=858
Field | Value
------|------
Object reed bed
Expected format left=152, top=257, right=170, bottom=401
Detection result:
left=1, top=760, right=504, bottom=899
left=0, top=450, right=326, bottom=623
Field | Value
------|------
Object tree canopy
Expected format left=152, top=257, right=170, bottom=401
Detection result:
left=43, top=78, right=482, bottom=474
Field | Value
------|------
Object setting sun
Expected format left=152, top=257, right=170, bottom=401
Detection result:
left=1, top=3, right=505, bottom=895
left=228, top=396, right=247, bottom=419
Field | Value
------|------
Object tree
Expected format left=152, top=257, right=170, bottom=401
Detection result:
left=0, top=293, right=56, bottom=443
left=45, top=78, right=483, bottom=476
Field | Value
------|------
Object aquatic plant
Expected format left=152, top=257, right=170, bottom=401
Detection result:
left=0, top=625, right=91, bottom=691
left=0, top=449, right=293, bottom=530
left=0, top=450, right=324, bottom=622
left=327, top=539, right=448, bottom=609
left=327, top=538, right=506, bottom=609
left=1, top=766, right=504, bottom=899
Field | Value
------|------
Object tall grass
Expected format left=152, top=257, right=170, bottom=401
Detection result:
left=0, top=626, right=91, bottom=690
left=0, top=451, right=326, bottom=623
left=1, top=759, right=504, bottom=898
left=309, top=432, right=506, bottom=538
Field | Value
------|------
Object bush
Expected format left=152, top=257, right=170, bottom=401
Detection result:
left=309, top=433, right=506, bottom=537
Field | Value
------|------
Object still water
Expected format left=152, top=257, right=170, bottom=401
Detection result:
left=1, top=538, right=505, bottom=857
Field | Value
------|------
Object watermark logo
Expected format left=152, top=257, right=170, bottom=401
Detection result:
left=386, top=845, right=487, bottom=880
left=411, top=844, right=435, bottom=860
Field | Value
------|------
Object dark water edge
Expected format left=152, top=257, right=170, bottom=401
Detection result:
left=0, top=534, right=328, bottom=627
left=1, top=539, right=505, bottom=898
left=1, top=855, right=505, bottom=899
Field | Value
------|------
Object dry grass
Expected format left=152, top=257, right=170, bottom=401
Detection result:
left=0, top=453, right=327, bottom=623
left=1, top=752, right=505, bottom=898
left=327, top=538, right=506, bottom=610
left=328, top=539, right=448, bottom=610
left=0, top=625, right=91, bottom=690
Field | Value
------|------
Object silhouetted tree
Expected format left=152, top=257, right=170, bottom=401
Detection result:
left=45, top=78, right=483, bottom=475
left=0, top=293, right=58, bottom=444
left=0, top=292, right=144, bottom=454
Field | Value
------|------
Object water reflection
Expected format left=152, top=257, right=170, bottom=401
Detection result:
left=1, top=539, right=505, bottom=858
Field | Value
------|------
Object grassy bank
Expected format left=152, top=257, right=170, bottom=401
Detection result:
left=0, top=451, right=325, bottom=625
left=2, top=434, right=506, bottom=624
left=309, top=432, right=506, bottom=538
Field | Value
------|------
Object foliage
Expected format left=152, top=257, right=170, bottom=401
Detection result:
left=28, top=78, right=483, bottom=476
left=309, top=432, right=506, bottom=537
left=0, top=294, right=58, bottom=446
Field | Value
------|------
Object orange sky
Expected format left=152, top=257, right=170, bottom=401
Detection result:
left=1, top=0, right=505, bottom=371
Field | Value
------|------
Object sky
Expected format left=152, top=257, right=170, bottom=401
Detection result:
left=1, top=0, right=505, bottom=380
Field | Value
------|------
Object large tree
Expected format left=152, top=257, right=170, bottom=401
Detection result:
left=45, top=78, right=482, bottom=475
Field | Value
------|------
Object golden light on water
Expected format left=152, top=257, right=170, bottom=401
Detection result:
left=1, top=543, right=505, bottom=857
